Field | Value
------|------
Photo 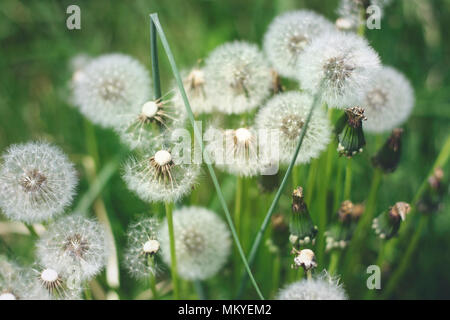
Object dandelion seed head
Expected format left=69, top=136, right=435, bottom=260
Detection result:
left=0, top=142, right=78, bottom=223
left=159, top=206, right=231, bottom=280
left=205, top=127, right=261, bottom=177
left=362, top=66, right=414, bottom=133
left=263, top=10, right=335, bottom=78
left=124, top=217, right=160, bottom=279
left=72, top=53, right=151, bottom=128
left=36, top=215, right=108, bottom=281
left=123, top=147, right=200, bottom=203
left=277, top=271, right=348, bottom=300
left=204, top=41, right=272, bottom=114
left=255, top=92, right=331, bottom=165
left=297, top=32, right=380, bottom=108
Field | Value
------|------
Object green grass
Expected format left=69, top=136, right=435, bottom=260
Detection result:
left=0, top=0, right=449, bottom=299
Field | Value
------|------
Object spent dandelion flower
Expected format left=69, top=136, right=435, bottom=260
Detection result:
left=372, top=128, right=404, bottom=173
left=33, top=265, right=82, bottom=300
left=291, top=248, right=317, bottom=271
left=417, top=168, right=447, bottom=214
left=205, top=126, right=261, bottom=177
left=36, top=215, right=108, bottom=281
left=255, top=92, right=331, bottom=165
left=172, top=67, right=214, bottom=114
left=362, top=66, right=414, bottom=133
left=72, top=53, right=152, bottom=128
left=335, top=106, right=367, bottom=157
left=115, top=93, right=186, bottom=150
left=124, top=217, right=161, bottom=279
left=159, top=206, right=231, bottom=280
left=204, top=41, right=272, bottom=114
left=263, top=10, right=335, bottom=78
left=372, top=202, right=411, bottom=239
left=277, top=271, right=348, bottom=300
left=122, top=145, right=200, bottom=203
left=325, top=200, right=364, bottom=251
left=297, top=31, right=380, bottom=108
left=0, top=142, right=78, bottom=224
left=289, top=187, right=318, bottom=247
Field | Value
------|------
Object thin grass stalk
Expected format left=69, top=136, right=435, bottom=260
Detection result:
left=24, top=224, right=39, bottom=238
left=237, top=82, right=325, bottom=298
left=149, top=13, right=264, bottom=299
left=150, top=20, right=161, bottom=100
left=165, top=201, right=179, bottom=299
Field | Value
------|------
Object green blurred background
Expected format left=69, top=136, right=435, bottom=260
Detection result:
left=0, top=0, right=449, bottom=299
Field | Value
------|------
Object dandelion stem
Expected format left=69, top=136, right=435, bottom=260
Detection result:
left=148, top=256, right=158, bottom=299
left=24, top=224, right=38, bottom=238
left=236, top=82, right=325, bottom=298
left=292, top=165, right=299, bottom=189
left=194, top=280, right=206, bottom=300
left=149, top=13, right=264, bottom=299
left=328, top=250, right=340, bottom=276
left=343, top=159, right=352, bottom=200
left=165, top=202, right=179, bottom=299
left=305, top=160, right=318, bottom=205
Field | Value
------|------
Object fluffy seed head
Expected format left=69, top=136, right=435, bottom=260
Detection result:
left=36, top=215, right=108, bottom=281
left=159, top=206, right=231, bottom=280
left=297, top=32, right=380, bottom=108
left=255, top=92, right=331, bottom=165
left=204, top=41, right=272, bottom=114
left=124, top=217, right=160, bottom=279
left=362, top=66, right=414, bottom=133
left=72, top=53, right=151, bottom=128
left=205, top=126, right=261, bottom=177
left=0, top=142, right=78, bottom=223
left=263, top=10, right=335, bottom=78
left=277, top=272, right=348, bottom=300
left=123, top=147, right=200, bottom=203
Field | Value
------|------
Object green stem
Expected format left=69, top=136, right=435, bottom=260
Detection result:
left=343, top=159, right=352, bottom=200
left=148, top=256, right=158, bottom=300
left=150, top=20, right=161, bottom=100
left=84, top=285, right=93, bottom=300
left=24, top=224, right=38, bottom=238
left=234, top=176, right=243, bottom=237
left=272, top=253, right=281, bottom=297
left=165, top=202, right=179, bottom=299
left=194, top=280, right=206, bottom=300
left=328, top=250, right=340, bottom=276
left=305, top=160, right=318, bottom=205
left=236, top=81, right=326, bottom=298
left=333, top=158, right=344, bottom=211
left=149, top=13, right=264, bottom=299
left=292, top=165, right=299, bottom=189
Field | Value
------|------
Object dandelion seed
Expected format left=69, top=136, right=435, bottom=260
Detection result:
left=159, top=206, right=231, bottom=280
left=362, top=66, right=414, bottom=133
left=204, top=41, right=272, bottom=114
left=263, top=10, right=335, bottom=78
left=255, top=92, right=331, bottom=165
left=0, top=142, right=78, bottom=223
left=297, top=32, right=380, bottom=108
left=36, top=215, right=108, bottom=281
left=277, top=271, right=348, bottom=300
left=122, top=146, right=200, bottom=203
left=72, top=53, right=152, bottom=128
left=205, top=126, right=261, bottom=177
left=124, top=217, right=161, bottom=279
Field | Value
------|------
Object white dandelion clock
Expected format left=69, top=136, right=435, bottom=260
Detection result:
left=122, top=147, right=200, bottom=203
left=172, top=68, right=214, bottom=114
left=297, top=32, right=380, bottom=108
left=0, top=142, right=78, bottom=223
left=204, top=41, right=272, bottom=114
left=362, top=66, right=414, bottom=133
left=72, top=53, right=152, bottom=128
left=263, top=10, right=335, bottom=78
left=277, top=272, right=348, bottom=300
left=255, top=92, right=331, bottom=165
left=124, top=217, right=161, bottom=279
left=205, top=126, right=261, bottom=177
left=36, top=215, right=108, bottom=282
left=159, top=206, right=231, bottom=280
left=115, top=96, right=187, bottom=150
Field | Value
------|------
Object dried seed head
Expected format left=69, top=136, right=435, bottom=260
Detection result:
left=40, top=268, right=62, bottom=292
left=372, top=128, right=404, bottom=173
left=0, top=142, right=78, bottom=223
left=255, top=92, right=331, bottom=165
left=263, top=10, right=335, bottom=78
left=297, top=32, right=380, bottom=108
left=372, top=201, right=410, bottom=239
left=389, top=202, right=411, bottom=221
left=159, top=206, right=231, bottom=280
left=142, top=240, right=160, bottom=255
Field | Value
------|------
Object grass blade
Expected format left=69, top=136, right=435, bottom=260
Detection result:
left=149, top=13, right=264, bottom=300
